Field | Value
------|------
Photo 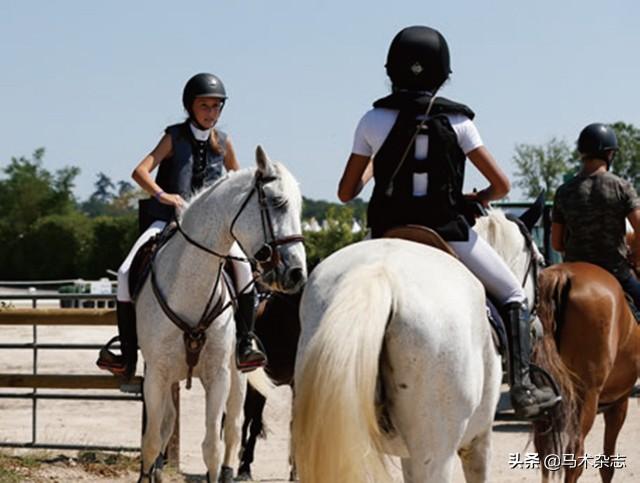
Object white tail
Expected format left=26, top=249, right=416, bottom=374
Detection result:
left=247, top=367, right=275, bottom=398
left=293, top=263, right=394, bottom=483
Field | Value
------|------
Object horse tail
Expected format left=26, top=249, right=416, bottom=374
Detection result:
left=292, top=262, right=394, bottom=483
left=534, top=267, right=581, bottom=469
left=246, top=367, right=275, bottom=398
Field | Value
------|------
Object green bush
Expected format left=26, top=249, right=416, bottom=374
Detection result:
left=17, top=212, right=93, bottom=279
left=304, top=206, right=366, bottom=271
left=85, top=215, right=137, bottom=278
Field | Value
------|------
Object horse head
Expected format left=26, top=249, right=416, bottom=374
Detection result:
left=229, top=146, right=307, bottom=293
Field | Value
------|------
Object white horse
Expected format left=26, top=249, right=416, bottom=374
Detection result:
left=292, top=207, right=541, bottom=483
left=135, top=147, right=307, bottom=482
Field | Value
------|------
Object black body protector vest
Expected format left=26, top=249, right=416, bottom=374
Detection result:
left=143, top=121, right=227, bottom=224
left=368, top=92, right=475, bottom=241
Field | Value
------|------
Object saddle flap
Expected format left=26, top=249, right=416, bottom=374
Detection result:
left=129, top=222, right=178, bottom=301
left=383, top=225, right=458, bottom=258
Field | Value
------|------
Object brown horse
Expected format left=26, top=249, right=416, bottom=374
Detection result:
left=534, top=262, right=640, bottom=482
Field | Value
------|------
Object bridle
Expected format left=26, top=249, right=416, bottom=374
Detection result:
left=173, top=171, right=304, bottom=273
left=229, top=171, right=305, bottom=273
left=150, top=170, right=304, bottom=388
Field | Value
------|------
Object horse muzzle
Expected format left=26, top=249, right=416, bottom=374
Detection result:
left=255, top=243, right=306, bottom=293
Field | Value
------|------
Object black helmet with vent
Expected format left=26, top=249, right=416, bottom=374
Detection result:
left=385, top=26, right=451, bottom=92
left=182, top=73, right=227, bottom=116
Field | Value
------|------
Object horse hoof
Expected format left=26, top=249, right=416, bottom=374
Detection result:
left=218, top=465, right=234, bottom=483
left=235, top=469, right=252, bottom=481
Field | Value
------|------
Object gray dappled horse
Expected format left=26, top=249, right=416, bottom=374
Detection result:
left=136, top=147, right=306, bottom=482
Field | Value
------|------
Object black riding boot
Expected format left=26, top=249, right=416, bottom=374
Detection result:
left=503, top=301, right=561, bottom=419
left=96, top=301, right=138, bottom=381
left=235, top=291, right=267, bottom=372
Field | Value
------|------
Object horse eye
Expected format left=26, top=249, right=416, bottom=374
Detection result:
left=271, top=197, right=288, bottom=209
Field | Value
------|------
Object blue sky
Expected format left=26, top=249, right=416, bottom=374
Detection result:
left=2, top=0, right=639, bottom=202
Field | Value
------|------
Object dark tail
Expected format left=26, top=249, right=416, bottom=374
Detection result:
left=533, top=268, right=581, bottom=479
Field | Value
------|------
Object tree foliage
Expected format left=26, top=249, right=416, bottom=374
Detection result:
left=0, top=148, right=79, bottom=233
left=608, top=122, right=640, bottom=188
left=81, top=173, right=141, bottom=217
left=304, top=205, right=366, bottom=271
left=303, top=196, right=367, bottom=223
left=0, top=149, right=138, bottom=279
left=512, top=138, right=572, bottom=200
left=16, top=213, right=94, bottom=279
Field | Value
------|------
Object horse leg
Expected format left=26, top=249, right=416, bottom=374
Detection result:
left=533, top=428, right=552, bottom=483
left=599, top=398, right=629, bottom=483
left=156, top=385, right=177, bottom=469
left=201, top=367, right=231, bottom=482
left=140, top=370, right=170, bottom=482
left=288, top=391, right=298, bottom=482
left=458, top=429, right=491, bottom=483
left=565, top=391, right=599, bottom=483
left=220, top=360, right=247, bottom=483
left=394, top=397, right=463, bottom=482
left=237, top=384, right=266, bottom=480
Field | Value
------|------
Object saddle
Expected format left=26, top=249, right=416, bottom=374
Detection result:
left=129, top=222, right=178, bottom=301
left=383, top=225, right=508, bottom=355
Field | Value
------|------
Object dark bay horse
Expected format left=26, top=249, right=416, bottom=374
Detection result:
left=237, top=290, right=301, bottom=481
left=534, top=262, right=640, bottom=483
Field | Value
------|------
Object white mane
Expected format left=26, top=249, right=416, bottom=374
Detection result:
left=474, top=209, right=543, bottom=275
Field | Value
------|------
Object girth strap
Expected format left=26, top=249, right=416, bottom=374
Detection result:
left=151, top=265, right=230, bottom=389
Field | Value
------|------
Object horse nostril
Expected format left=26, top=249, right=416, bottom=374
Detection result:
left=288, top=267, right=305, bottom=286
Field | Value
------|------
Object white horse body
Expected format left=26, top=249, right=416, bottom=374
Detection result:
left=294, top=238, right=502, bottom=483
left=136, top=148, right=306, bottom=481
left=293, top=209, right=540, bottom=483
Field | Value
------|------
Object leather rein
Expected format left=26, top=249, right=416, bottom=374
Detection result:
left=505, top=213, right=543, bottom=317
left=150, top=171, right=304, bottom=388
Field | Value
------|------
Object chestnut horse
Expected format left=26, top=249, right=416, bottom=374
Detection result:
left=535, top=262, right=640, bottom=482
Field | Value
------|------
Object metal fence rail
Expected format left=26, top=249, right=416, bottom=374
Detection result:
left=0, top=293, right=143, bottom=454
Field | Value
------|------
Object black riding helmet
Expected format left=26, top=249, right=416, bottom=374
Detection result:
left=577, top=123, right=618, bottom=165
left=386, top=26, right=452, bottom=92
left=182, top=73, right=227, bottom=118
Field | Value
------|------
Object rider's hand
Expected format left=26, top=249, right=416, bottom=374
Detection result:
left=464, top=190, right=490, bottom=208
left=157, top=192, right=185, bottom=209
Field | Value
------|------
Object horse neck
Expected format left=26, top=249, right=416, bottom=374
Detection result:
left=476, top=213, right=535, bottom=300
left=154, top=171, right=253, bottom=321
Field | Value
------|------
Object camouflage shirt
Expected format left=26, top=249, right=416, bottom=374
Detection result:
left=552, top=171, right=640, bottom=278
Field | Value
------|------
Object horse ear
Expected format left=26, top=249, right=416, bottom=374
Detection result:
left=256, top=145, right=276, bottom=177
left=519, top=190, right=546, bottom=232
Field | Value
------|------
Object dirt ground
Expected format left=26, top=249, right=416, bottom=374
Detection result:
left=1, top=309, right=639, bottom=482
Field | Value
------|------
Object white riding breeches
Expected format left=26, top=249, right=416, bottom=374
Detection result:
left=116, top=220, right=254, bottom=302
left=449, top=229, right=526, bottom=306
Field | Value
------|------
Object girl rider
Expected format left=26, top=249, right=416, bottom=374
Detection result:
left=338, top=26, right=560, bottom=420
left=97, top=73, right=267, bottom=379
